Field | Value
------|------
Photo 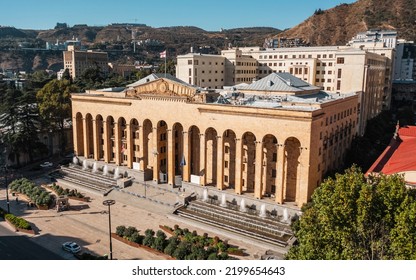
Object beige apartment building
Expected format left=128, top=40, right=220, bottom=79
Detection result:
left=71, top=73, right=358, bottom=207
left=63, top=45, right=109, bottom=79
left=176, top=49, right=258, bottom=89
left=177, top=45, right=391, bottom=135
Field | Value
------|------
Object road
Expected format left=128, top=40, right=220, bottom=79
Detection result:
left=0, top=222, right=65, bottom=260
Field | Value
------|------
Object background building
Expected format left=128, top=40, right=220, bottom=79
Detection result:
left=63, top=45, right=109, bottom=79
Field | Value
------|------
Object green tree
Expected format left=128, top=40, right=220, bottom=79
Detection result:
left=36, top=79, right=78, bottom=154
left=286, top=166, right=416, bottom=260
left=158, top=59, right=176, bottom=76
left=0, top=84, right=43, bottom=165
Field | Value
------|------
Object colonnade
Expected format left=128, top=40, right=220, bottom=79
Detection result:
left=73, top=113, right=305, bottom=204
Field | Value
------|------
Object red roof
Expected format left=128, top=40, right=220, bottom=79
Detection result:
left=367, top=126, right=416, bottom=175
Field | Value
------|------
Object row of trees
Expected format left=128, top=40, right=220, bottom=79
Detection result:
left=1, top=65, right=156, bottom=166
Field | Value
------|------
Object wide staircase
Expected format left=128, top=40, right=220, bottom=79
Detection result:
left=50, top=165, right=117, bottom=195
left=175, top=200, right=294, bottom=247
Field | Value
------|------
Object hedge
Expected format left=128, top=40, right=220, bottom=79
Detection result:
left=5, top=214, right=32, bottom=230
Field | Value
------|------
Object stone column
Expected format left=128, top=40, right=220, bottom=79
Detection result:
left=126, top=124, right=133, bottom=168
left=103, top=120, right=110, bottom=163
left=152, top=127, right=159, bottom=183
left=254, top=141, right=264, bottom=199
left=73, top=116, right=80, bottom=156
left=234, top=138, right=243, bottom=194
left=167, top=129, right=175, bottom=186
left=182, top=131, right=190, bottom=182
left=276, top=144, right=286, bottom=204
left=199, top=133, right=206, bottom=186
left=114, top=122, right=121, bottom=166
left=216, top=136, right=224, bottom=190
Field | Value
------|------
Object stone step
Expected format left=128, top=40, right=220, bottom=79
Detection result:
left=176, top=207, right=290, bottom=247
left=189, top=200, right=291, bottom=233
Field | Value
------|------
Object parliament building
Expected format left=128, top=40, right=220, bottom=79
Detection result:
left=71, top=73, right=358, bottom=208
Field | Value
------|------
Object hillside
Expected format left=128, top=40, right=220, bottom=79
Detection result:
left=0, top=25, right=280, bottom=71
left=278, top=0, right=416, bottom=46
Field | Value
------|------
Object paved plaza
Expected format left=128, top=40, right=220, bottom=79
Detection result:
left=0, top=173, right=287, bottom=260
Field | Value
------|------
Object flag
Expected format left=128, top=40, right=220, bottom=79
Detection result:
left=180, top=155, right=186, bottom=166
left=160, top=50, right=166, bottom=58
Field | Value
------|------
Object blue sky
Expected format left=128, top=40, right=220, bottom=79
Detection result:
left=2, top=0, right=356, bottom=31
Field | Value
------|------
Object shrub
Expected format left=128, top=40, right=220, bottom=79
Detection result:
left=116, top=225, right=126, bottom=237
left=5, top=214, right=32, bottom=230
left=124, top=226, right=138, bottom=238
left=173, top=241, right=191, bottom=260
left=129, top=232, right=144, bottom=244
left=143, top=229, right=155, bottom=247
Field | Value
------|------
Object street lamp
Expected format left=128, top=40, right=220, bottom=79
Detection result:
left=102, top=199, right=115, bottom=260
left=3, top=166, right=10, bottom=214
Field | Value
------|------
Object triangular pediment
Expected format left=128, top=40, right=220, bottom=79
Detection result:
left=126, top=77, right=197, bottom=99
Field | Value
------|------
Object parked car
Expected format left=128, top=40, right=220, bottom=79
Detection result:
left=40, top=162, right=53, bottom=168
left=62, top=242, right=81, bottom=254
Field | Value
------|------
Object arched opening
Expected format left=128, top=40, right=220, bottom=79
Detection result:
left=205, top=127, right=218, bottom=186
left=157, top=120, right=168, bottom=183
left=117, top=117, right=127, bottom=165
left=189, top=126, right=200, bottom=177
left=242, top=132, right=256, bottom=194
left=85, top=114, right=94, bottom=158
left=223, top=129, right=236, bottom=189
left=262, top=134, right=278, bottom=198
left=95, top=115, right=104, bottom=160
left=130, top=118, right=140, bottom=169
left=106, top=116, right=115, bottom=163
left=173, top=123, right=184, bottom=177
left=143, top=119, right=153, bottom=175
left=284, top=137, right=301, bottom=202
left=75, top=112, right=84, bottom=156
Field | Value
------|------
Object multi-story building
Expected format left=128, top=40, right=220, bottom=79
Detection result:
left=239, top=46, right=391, bottom=134
left=348, top=29, right=398, bottom=49
left=63, top=45, right=109, bottom=79
left=394, top=42, right=416, bottom=81
left=71, top=73, right=358, bottom=209
left=175, top=53, right=226, bottom=89
left=176, top=49, right=258, bottom=89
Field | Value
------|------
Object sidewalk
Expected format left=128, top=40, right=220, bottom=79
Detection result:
left=0, top=177, right=283, bottom=260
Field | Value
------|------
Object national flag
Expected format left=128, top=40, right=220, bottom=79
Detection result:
left=160, top=50, right=166, bottom=58
left=180, top=155, right=186, bottom=166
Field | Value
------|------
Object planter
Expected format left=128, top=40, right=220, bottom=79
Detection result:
left=159, top=225, right=174, bottom=235
left=37, top=204, right=49, bottom=210
left=68, top=196, right=90, bottom=202
left=5, top=219, right=35, bottom=235
left=111, top=233, right=175, bottom=260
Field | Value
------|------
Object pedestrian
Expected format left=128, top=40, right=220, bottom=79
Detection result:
left=15, top=197, right=19, bottom=204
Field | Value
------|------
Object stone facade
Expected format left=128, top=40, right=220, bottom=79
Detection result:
left=71, top=74, right=358, bottom=208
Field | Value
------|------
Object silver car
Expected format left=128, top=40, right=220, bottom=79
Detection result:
left=62, top=242, right=81, bottom=254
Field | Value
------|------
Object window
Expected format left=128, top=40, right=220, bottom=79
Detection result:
left=337, top=80, right=341, bottom=90
left=337, top=57, right=345, bottom=64
left=337, top=69, right=342, bottom=78
left=188, top=60, right=192, bottom=65
left=272, top=169, right=277, bottom=178
left=225, top=161, right=229, bottom=168
left=272, top=152, right=277, bottom=162
left=224, top=175, right=228, bottom=183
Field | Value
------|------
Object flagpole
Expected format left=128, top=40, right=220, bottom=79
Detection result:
left=164, top=51, right=167, bottom=78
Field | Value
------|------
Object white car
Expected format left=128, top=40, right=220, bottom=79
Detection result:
left=62, top=242, right=81, bottom=254
left=40, top=162, right=53, bottom=168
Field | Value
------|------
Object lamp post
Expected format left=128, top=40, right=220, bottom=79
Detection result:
left=3, top=166, right=10, bottom=214
left=102, top=199, right=115, bottom=260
